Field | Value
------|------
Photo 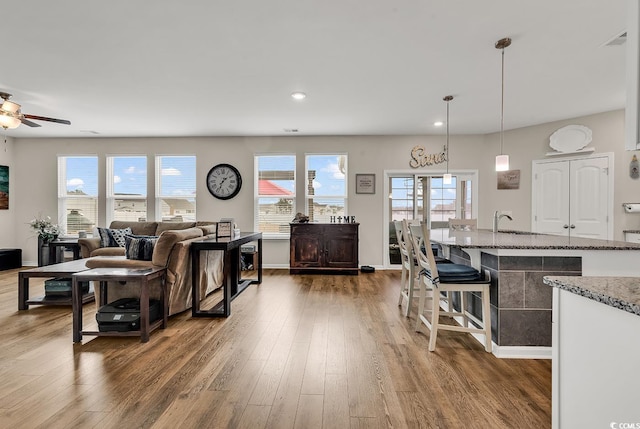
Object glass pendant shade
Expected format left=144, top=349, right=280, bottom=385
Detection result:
left=1, top=100, right=21, bottom=113
left=495, top=154, right=510, bottom=171
left=443, top=173, right=452, bottom=184
left=0, top=113, right=21, bottom=129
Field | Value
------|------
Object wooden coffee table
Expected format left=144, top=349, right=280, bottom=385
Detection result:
left=18, top=258, right=93, bottom=310
left=71, top=267, right=167, bottom=343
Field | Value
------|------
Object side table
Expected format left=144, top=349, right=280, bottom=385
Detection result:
left=72, top=267, right=167, bottom=343
left=18, top=258, right=93, bottom=310
left=48, top=238, right=81, bottom=265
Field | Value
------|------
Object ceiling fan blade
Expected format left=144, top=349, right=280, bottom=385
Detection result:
left=23, top=114, right=71, bottom=125
left=20, top=118, right=41, bottom=127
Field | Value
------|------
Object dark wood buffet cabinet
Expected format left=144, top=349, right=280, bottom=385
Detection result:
left=289, top=223, right=359, bottom=275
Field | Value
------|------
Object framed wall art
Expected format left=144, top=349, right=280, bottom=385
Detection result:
left=0, top=165, right=8, bottom=210
left=497, top=169, right=520, bottom=190
left=355, top=173, right=375, bottom=194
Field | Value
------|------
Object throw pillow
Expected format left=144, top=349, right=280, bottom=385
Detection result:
left=97, top=227, right=133, bottom=248
left=124, top=235, right=158, bottom=261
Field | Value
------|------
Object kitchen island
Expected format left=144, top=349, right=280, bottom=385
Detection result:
left=428, top=228, right=640, bottom=358
left=542, top=275, right=640, bottom=428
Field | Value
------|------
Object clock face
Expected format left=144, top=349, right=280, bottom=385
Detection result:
left=206, top=164, right=242, bottom=200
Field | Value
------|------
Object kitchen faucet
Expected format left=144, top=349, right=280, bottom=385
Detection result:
left=493, top=210, right=513, bottom=232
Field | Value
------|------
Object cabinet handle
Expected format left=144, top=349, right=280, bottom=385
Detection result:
left=563, top=224, right=569, bottom=229
left=570, top=224, right=576, bottom=229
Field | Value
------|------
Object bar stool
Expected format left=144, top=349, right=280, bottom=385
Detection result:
left=410, top=222, right=492, bottom=352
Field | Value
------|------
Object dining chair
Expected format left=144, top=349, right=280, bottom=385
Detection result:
left=394, top=219, right=421, bottom=317
left=410, top=222, right=492, bottom=352
left=448, top=218, right=478, bottom=231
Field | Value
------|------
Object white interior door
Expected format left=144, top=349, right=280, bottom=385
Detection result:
left=533, top=161, right=570, bottom=236
left=570, top=157, right=609, bottom=239
left=533, top=155, right=611, bottom=239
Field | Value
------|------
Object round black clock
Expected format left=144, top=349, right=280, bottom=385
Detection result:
left=206, top=163, right=242, bottom=200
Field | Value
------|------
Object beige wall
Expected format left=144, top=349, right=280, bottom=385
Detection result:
left=6, top=108, right=638, bottom=266
left=0, top=136, right=15, bottom=249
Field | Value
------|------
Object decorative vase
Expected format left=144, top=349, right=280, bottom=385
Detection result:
left=38, top=236, right=49, bottom=267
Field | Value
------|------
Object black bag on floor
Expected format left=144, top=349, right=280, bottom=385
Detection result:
left=96, top=298, right=161, bottom=332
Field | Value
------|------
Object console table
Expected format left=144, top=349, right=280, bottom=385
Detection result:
left=71, top=267, right=167, bottom=343
left=190, top=232, right=262, bottom=317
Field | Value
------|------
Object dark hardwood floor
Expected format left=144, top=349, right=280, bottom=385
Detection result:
left=0, top=267, right=551, bottom=428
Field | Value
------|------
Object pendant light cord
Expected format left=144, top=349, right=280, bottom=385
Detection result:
left=446, top=99, right=450, bottom=174
left=443, top=95, right=453, bottom=175
left=500, top=46, right=505, bottom=156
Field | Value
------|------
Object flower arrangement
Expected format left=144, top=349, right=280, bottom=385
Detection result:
left=29, top=216, right=60, bottom=244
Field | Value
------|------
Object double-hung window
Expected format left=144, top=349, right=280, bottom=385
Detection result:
left=305, top=154, right=347, bottom=222
left=107, top=156, right=147, bottom=224
left=155, top=155, right=196, bottom=222
left=254, top=155, right=296, bottom=238
left=57, top=156, right=98, bottom=236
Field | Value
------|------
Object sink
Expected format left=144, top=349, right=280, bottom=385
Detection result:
left=497, top=229, right=539, bottom=235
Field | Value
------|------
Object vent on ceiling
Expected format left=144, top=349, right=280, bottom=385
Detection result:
left=604, top=31, right=627, bottom=46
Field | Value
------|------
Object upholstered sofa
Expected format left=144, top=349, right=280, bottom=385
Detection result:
left=79, top=221, right=223, bottom=316
left=78, top=221, right=215, bottom=258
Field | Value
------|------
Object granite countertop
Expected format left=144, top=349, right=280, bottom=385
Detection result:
left=428, top=228, right=640, bottom=250
left=623, top=230, right=640, bottom=233
left=543, top=276, right=640, bottom=317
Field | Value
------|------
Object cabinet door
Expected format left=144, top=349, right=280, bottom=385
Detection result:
left=290, top=225, right=323, bottom=268
left=324, top=225, right=358, bottom=268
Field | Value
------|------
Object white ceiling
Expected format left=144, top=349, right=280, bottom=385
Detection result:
left=0, top=0, right=629, bottom=139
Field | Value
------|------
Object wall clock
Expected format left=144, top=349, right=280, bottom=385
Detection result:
left=206, top=163, right=242, bottom=200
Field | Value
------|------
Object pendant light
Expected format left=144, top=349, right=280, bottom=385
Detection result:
left=443, top=95, right=453, bottom=184
left=495, top=37, right=512, bottom=172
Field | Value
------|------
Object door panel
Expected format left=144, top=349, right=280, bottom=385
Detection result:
left=534, top=162, right=569, bottom=236
left=570, top=157, right=609, bottom=239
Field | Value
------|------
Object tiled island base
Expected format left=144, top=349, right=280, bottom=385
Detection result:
left=429, top=228, right=640, bottom=358
left=447, top=248, right=581, bottom=355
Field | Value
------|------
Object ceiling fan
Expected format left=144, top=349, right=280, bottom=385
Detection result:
left=0, top=92, right=71, bottom=130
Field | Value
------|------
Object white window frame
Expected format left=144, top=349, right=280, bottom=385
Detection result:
left=155, top=155, right=197, bottom=223
left=254, top=154, right=296, bottom=239
left=57, top=155, right=99, bottom=236
left=106, top=155, right=148, bottom=225
left=304, top=153, right=348, bottom=222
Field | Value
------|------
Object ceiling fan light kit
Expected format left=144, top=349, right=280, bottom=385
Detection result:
left=0, top=91, right=71, bottom=130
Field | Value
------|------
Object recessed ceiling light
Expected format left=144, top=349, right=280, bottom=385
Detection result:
left=434, top=121, right=444, bottom=127
left=291, top=92, right=306, bottom=100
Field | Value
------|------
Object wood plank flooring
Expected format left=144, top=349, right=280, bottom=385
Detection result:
left=0, top=268, right=551, bottom=428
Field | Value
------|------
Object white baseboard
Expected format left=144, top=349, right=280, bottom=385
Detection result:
left=491, top=344, right=552, bottom=359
